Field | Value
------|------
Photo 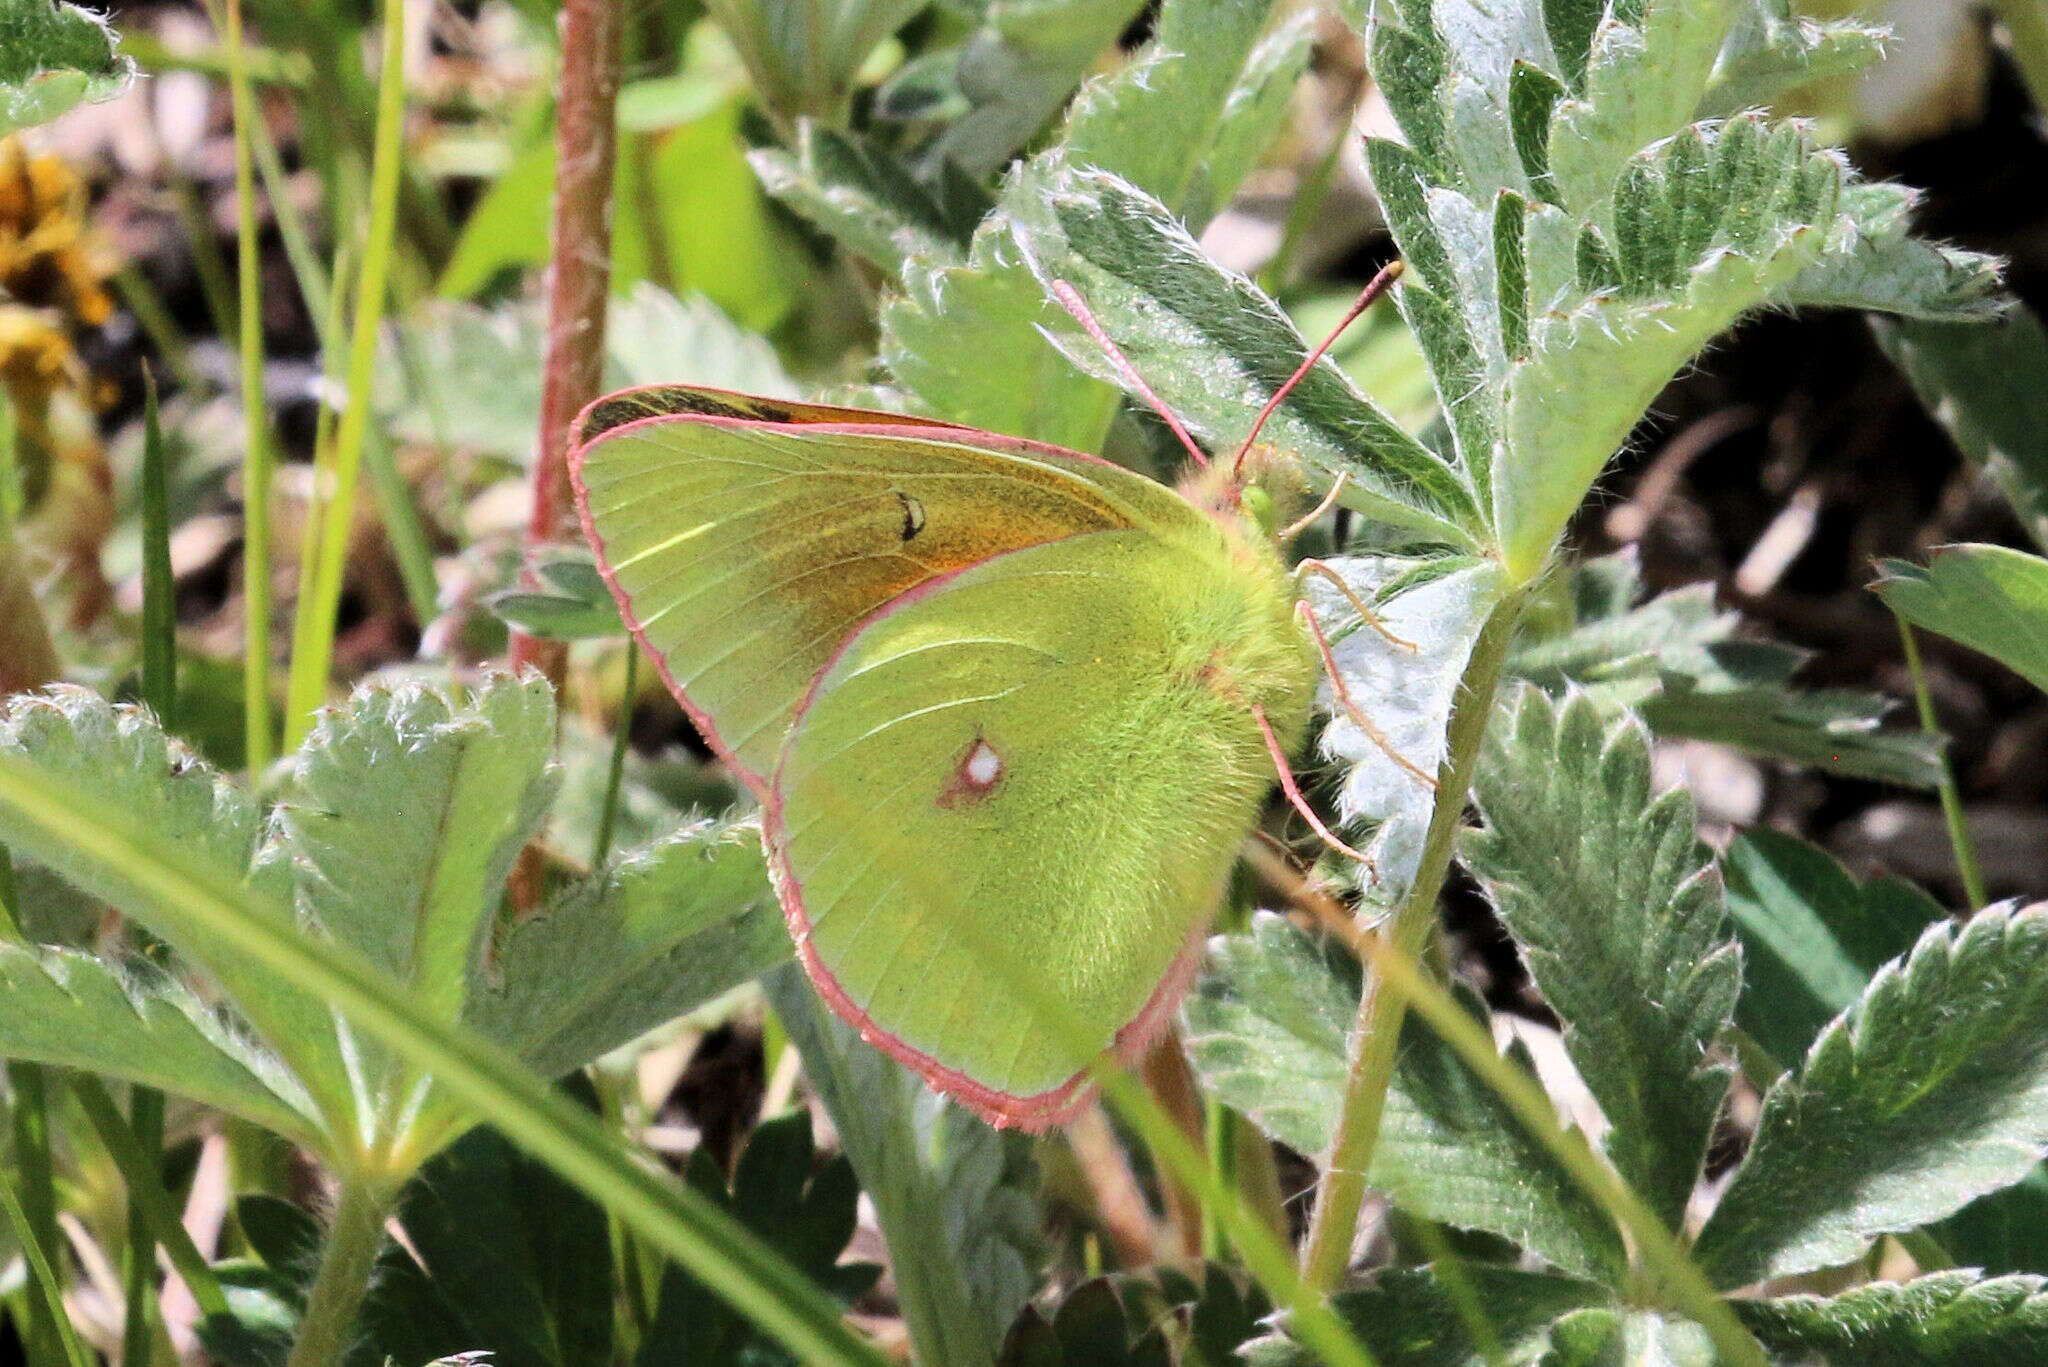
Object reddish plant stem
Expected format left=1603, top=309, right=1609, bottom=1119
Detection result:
left=511, top=0, right=626, bottom=686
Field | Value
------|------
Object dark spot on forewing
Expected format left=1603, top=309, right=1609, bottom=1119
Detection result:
left=896, top=490, right=927, bottom=541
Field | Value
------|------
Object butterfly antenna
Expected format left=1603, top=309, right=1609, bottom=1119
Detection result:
left=1251, top=702, right=1376, bottom=870
left=1050, top=279, right=1209, bottom=469
left=1296, top=601, right=1438, bottom=791
left=1232, top=258, right=1406, bottom=480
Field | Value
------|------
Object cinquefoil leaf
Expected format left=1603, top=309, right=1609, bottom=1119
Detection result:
left=1695, top=904, right=2048, bottom=1287
left=1876, top=544, right=2048, bottom=697
left=0, top=0, right=132, bottom=137
left=1464, top=689, right=1741, bottom=1230
left=1737, top=1270, right=2048, bottom=1365
left=1241, top=1263, right=1605, bottom=1367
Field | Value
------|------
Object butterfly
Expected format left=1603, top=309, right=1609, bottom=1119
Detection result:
left=569, top=270, right=1406, bottom=1130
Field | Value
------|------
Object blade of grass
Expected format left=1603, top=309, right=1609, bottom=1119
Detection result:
left=139, top=368, right=175, bottom=729
left=222, top=0, right=274, bottom=773
left=0, top=750, right=892, bottom=1367
left=113, top=267, right=200, bottom=395
left=285, top=0, right=408, bottom=749
left=125, top=367, right=177, bottom=1367
left=1896, top=616, right=1988, bottom=909
left=0, top=850, right=64, bottom=1367
left=0, top=1165, right=92, bottom=1367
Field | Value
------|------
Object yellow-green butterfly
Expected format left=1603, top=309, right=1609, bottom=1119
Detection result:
left=570, top=325, right=1377, bottom=1127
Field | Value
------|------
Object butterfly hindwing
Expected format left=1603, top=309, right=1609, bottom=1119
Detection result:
left=768, top=529, right=1314, bottom=1126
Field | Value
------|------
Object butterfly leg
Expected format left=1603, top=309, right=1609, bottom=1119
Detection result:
left=1294, top=558, right=1421, bottom=652
left=1251, top=701, right=1375, bottom=869
left=1296, top=599, right=1438, bottom=792
left=1280, top=472, right=1350, bottom=539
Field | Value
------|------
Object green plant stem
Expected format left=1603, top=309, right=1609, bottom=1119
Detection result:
left=114, top=267, right=200, bottom=394
left=284, top=1177, right=391, bottom=1367
left=593, top=646, right=640, bottom=867
left=1896, top=616, right=1989, bottom=909
left=1299, top=589, right=1526, bottom=1290
left=118, top=1087, right=163, bottom=1367
left=223, top=0, right=275, bottom=774
left=285, top=0, right=408, bottom=750
left=68, top=1076, right=230, bottom=1318
left=0, top=846, right=66, bottom=1367
left=1994, top=0, right=2048, bottom=117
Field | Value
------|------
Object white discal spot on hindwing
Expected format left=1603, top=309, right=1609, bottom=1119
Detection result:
left=940, top=733, right=1004, bottom=809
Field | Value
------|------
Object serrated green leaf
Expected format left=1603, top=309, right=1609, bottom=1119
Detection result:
left=1876, top=544, right=2048, bottom=696
left=916, top=0, right=1144, bottom=180
left=1875, top=309, right=2048, bottom=553
left=0, top=689, right=348, bottom=1122
left=1543, top=0, right=1603, bottom=91
left=1783, top=183, right=2006, bottom=320
left=1464, top=689, right=1741, bottom=1230
left=750, top=122, right=978, bottom=275
left=1737, top=1271, right=2048, bottom=1365
left=1722, top=828, right=1943, bottom=1069
left=1537, top=1308, right=1716, bottom=1366
left=1499, top=117, right=1837, bottom=576
left=1510, top=551, right=1943, bottom=788
left=1701, top=0, right=1889, bottom=117
left=767, top=964, right=1041, bottom=1367
left=1547, top=0, right=1743, bottom=219
left=1308, top=556, right=1505, bottom=896
left=1190, top=12, right=1317, bottom=230
left=1059, top=0, right=1294, bottom=230
left=464, top=819, right=786, bottom=1079
left=1496, top=190, right=1532, bottom=361
left=385, top=1095, right=617, bottom=1367
left=1931, top=1166, right=2048, bottom=1280
left=482, top=592, right=624, bottom=643
left=0, top=0, right=132, bottom=137
left=1181, top=914, right=1624, bottom=1280
left=1241, top=1263, right=1605, bottom=1367
left=1368, top=16, right=1452, bottom=176
left=703, top=0, right=924, bottom=124
left=1366, top=138, right=1457, bottom=298
left=634, top=1105, right=880, bottom=1366
left=1002, top=161, right=1480, bottom=545
left=1695, top=905, right=2048, bottom=1287
left=270, top=676, right=556, bottom=1024
left=0, top=944, right=317, bottom=1143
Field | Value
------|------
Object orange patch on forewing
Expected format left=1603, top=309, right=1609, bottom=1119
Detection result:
left=938, top=734, right=1005, bottom=809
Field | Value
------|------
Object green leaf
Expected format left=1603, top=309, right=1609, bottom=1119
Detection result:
left=1511, top=550, right=1944, bottom=788
left=1782, top=183, right=2006, bottom=320
left=1737, top=1271, right=2048, bottom=1365
left=1931, top=1167, right=2048, bottom=1281
left=464, top=819, right=787, bottom=1079
left=270, top=676, right=556, bottom=1024
left=1535, top=1308, right=1717, bottom=1366
left=1241, top=1263, right=1605, bottom=1367
left=0, top=689, right=349, bottom=1122
left=1701, top=0, right=1888, bottom=116
left=1694, top=905, right=2048, bottom=1287
left=636, top=1109, right=881, bottom=1367
left=1464, top=689, right=1740, bottom=1230
left=881, top=234, right=1120, bottom=451
left=703, top=0, right=924, bottom=123
left=0, top=944, right=317, bottom=1143
left=1180, top=914, right=1625, bottom=1280
left=384, top=1098, right=617, bottom=1367
left=767, top=965, right=1041, bottom=1367
left=1496, top=116, right=1838, bottom=577
left=1059, top=0, right=1301, bottom=230
left=914, top=0, right=1145, bottom=179
left=1546, top=0, right=1743, bottom=219
left=1876, top=544, right=2048, bottom=696
left=1308, top=555, right=1506, bottom=896
left=1001, top=160, right=1481, bottom=545
left=750, top=122, right=981, bottom=275
left=1874, top=309, right=2048, bottom=553
left=1722, top=829, right=1943, bottom=1069
left=0, top=0, right=132, bottom=137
